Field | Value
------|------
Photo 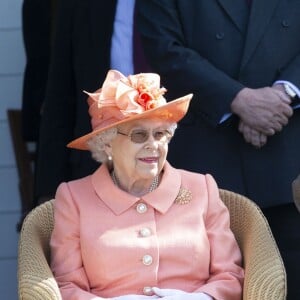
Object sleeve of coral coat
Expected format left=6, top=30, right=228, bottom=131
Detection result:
left=50, top=182, right=105, bottom=300
left=195, top=174, right=244, bottom=300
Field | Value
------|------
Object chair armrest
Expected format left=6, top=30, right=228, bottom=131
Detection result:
left=18, top=200, right=62, bottom=300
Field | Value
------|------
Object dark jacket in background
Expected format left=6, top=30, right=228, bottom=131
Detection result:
left=35, top=0, right=118, bottom=199
left=21, top=0, right=56, bottom=141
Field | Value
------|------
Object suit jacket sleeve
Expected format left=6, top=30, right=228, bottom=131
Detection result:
left=278, top=54, right=300, bottom=89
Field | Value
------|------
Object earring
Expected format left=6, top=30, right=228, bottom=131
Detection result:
left=108, top=155, right=112, bottom=161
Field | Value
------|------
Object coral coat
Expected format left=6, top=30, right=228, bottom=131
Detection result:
left=50, top=162, right=244, bottom=300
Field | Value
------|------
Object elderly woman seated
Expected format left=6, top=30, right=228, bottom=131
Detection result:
left=50, top=70, right=244, bottom=300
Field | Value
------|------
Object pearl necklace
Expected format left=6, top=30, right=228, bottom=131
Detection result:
left=111, top=170, right=159, bottom=193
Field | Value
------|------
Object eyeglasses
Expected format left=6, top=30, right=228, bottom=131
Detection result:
left=117, top=128, right=173, bottom=144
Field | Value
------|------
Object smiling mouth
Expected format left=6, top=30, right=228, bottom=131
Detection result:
left=139, top=157, right=159, bottom=163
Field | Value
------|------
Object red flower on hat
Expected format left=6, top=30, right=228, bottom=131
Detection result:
left=135, top=76, right=167, bottom=111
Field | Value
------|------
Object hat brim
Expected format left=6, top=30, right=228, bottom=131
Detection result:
left=67, top=94, right=193, bottom=150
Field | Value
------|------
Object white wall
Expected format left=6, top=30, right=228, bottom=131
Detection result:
left=0, top=1, right=25, bottom=299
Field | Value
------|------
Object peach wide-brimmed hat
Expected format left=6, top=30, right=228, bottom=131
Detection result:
left=68, top=70, right=193, bottom=150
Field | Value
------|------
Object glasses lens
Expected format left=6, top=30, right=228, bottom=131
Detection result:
left=130, top=129, right=149, bottom=143
left=153, top=130, right=171, bottom=142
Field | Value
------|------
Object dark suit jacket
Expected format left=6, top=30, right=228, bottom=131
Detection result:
left=35, top=0, right=118, bottom=198
left=21, top=0, right=54, bottom=141
left=137, top=0, right=300, bottom=207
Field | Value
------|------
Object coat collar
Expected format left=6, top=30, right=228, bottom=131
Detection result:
left=91, top=162, right=182, bottom=215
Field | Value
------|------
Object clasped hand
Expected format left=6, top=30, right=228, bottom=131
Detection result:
left=231, top=86, right=294, bottom=148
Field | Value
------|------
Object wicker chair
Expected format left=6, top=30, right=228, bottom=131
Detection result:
left=18, top=189, right=287, bottom=300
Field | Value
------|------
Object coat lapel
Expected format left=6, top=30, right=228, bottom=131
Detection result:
left=241, top=0, right=281, bottom=68
left=217, top=0, right=249, bottom=34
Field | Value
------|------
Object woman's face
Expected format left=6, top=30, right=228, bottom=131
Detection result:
left=108, top=119, right=172, bottom=182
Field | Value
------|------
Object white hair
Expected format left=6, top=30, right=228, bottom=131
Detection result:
left=87, top=127, right=118, bottom=163
left=168, top=123, right=177, bottom=134
left=87, top=122, right=177, bottom=163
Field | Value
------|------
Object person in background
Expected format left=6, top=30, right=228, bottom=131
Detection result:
left=35, top=0, right=150, bottom=204
left=50, top=69, right=244, bottom=300
left=18, top=0, right=58, bottom=229
left=136, top=1, right=300, bottom=298
left=21, top=0, right=57, bottom=142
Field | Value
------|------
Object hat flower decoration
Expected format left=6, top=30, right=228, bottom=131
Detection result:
left=86, top=70, right=167, bottom=116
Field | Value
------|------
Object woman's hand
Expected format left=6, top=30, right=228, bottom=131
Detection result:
left=113, top=295, right=159, bottom=299
left=152, top=287, right=213, bottom=299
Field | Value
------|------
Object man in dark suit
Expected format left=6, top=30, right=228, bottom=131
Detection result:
left=21, top=0, right=57, bottom=142
left=136, top=1, right=300, bottom=298
left=35, top=0, right=150, bottom=202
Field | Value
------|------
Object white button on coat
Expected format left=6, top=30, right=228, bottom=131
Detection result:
left=142, top=255, right=153, bottom=265
left=136, top=203, right=148, bottom=213
left=139, top=227, right=151, bottom=237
